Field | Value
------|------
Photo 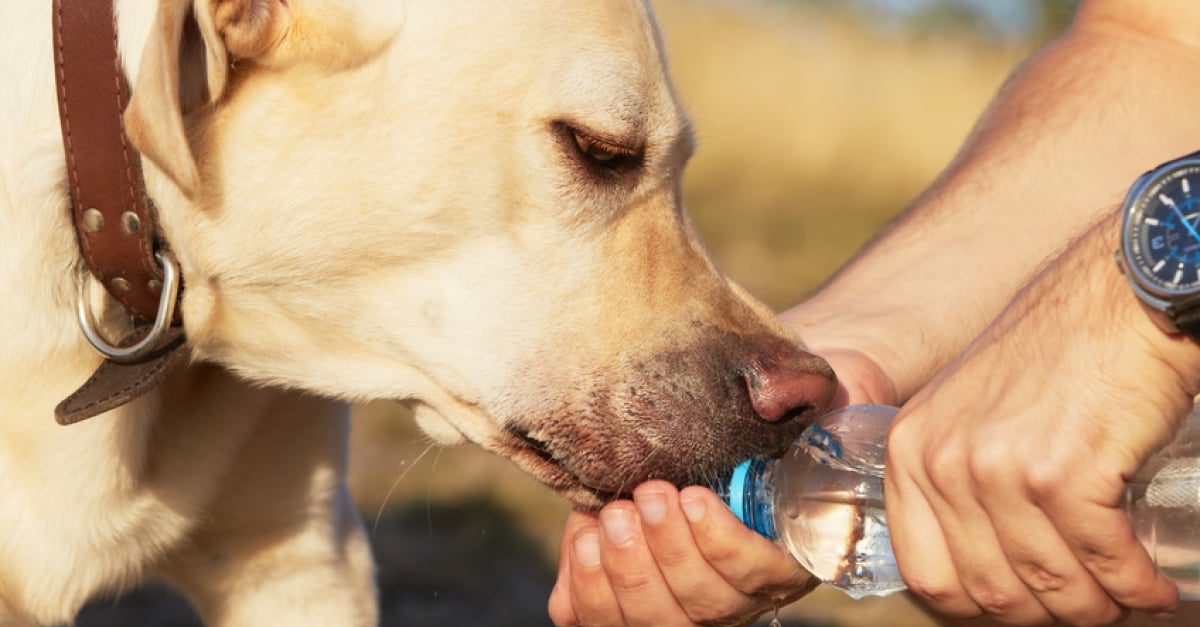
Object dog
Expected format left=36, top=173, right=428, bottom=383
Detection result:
left=0, top=0, right=837, bottom=624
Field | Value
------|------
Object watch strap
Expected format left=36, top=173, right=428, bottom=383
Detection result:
left=1176, top=308, right=1200, bottom=342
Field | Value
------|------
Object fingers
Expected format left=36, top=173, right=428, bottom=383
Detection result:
left=630, top=484, right=758, bottom=622
left=970, top=451, right=1138, bottom=625
left=556, top=499, right=702, bottom=627
left=919, top=467, right=1052, bottom=623
left=1038, top=488, right=1177, bottom=616
left=550, top=482, right=818, bottom=627
left=983, top=502, right=1128, bottom=625
left=887, top=409, right=1177, bottom=627
left=592, top=502, right=694, bottom=626
left=673, top=485, right=815, bottom=597
left=551, top=511, right=622, bottom=626
left=547, top=522, right=574, bottom=625
left=892, top=463, right=1173, bottom=627
left=885, top=452, right=981, bottom=620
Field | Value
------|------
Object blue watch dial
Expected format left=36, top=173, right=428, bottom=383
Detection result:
left=1126, top=163, right=1200, bottom=294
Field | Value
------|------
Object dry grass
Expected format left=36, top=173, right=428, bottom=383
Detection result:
left=345, top=3, right=1039, bottom=626
left=656, top=0, right=1035, bottom=308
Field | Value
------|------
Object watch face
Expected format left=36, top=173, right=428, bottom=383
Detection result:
left=1125, top=161, right=1200, bottom=295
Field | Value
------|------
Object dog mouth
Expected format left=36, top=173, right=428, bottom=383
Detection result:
left=494, top=409, right=817, bottom=511
left=487, top=333, right=838, bottom=510
left=498, top=427, right=632, bottom=510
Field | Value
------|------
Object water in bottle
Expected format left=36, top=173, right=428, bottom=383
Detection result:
left=1126, top=408, right=1200, bottom=599
left=714, top=404, right=1200, bottom=600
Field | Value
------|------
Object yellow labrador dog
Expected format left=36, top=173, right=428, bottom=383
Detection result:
left=1, top=0, right=836, bottom=624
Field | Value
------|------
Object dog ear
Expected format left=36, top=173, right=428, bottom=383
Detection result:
left=125, top=0, right=288, bottom=198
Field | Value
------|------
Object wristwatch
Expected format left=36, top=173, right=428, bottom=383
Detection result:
left=1118, top=150, right=1200, bottom=341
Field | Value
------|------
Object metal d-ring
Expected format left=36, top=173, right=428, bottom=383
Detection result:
left=76, top=251, right=180, bottom=363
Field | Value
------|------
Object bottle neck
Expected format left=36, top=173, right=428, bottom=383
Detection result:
left=712, top=457, right=779, bottom=540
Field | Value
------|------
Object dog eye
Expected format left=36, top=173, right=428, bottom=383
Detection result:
left=558, top=123, right=643, bottom=176
left=574, top=133, right=630, bottom=163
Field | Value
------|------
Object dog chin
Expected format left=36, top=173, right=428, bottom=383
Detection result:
left=487, top=428, right=630, bottom=511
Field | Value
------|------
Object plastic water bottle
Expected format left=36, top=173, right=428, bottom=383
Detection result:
left=714, top=404, right=1200, bottom=600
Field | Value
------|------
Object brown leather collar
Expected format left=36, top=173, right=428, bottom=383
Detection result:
left=52, top=0, right=188, bottom=425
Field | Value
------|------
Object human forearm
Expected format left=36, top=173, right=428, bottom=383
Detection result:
left=785, top=0, right=1200, bottom=400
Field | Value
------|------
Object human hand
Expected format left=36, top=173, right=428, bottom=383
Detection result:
left=884, top=217, right=1200, bottom=625
left=805, top=346, right=899, bottom=409
left=547, top=481, right=816, bottom=627
left=546, top=349, right=895, bottom=627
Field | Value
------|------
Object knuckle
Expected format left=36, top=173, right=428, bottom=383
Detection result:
left=919, top=432, right=960, bottom=468
left=650, top=544, right=692, bottom=571
left=963, top=442, right=1008, bottom=486
left=1076, top=545, right=1124, bottom=578
left=1014, top=562, right=1068, bottom=595
left=700, top=545, right=759, bottom=586
left=969, top=586, right=1023, bottom=617
left=605, top=569, right=657, bottom=596
left=924, top=446, right=968, bottom=493
left=1021, top=460, right=1070, bottom=500
left=887, top=415, right=921, bottom=450
left=904, top=575, right=967, bottom=611
left=699, top=535, right=741, bottom=566
left=1077, top=549, right=1171, bottom=610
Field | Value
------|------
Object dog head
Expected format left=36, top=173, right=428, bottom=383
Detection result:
left=123, top=0, right=836, bottom=509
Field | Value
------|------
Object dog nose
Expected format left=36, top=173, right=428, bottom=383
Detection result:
left=743, top=350, right=837, bottom=423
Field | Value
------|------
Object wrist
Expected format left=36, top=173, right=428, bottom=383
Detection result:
left=1096, top=210, right=1200, bottom=417
left=1121, top=289, right=1200, bottom=405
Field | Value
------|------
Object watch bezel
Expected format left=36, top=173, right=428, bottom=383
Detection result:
left=1120, top=153, right=1200, bottom=311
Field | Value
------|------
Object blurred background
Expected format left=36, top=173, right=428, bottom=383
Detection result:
left=80, top=1, right=1080, bottom=626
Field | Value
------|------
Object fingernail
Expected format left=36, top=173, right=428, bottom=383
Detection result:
left=600, top=507, right=635, bottom=545
left=681, top=493, right=706, bottom=522
left=573, top=530, right=601, bottom=568
left=634, top=489, right=667, bottom=525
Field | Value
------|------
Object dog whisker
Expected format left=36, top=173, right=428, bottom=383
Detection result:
left=372, top=440, right=439, bottom=536
left=424, top=446, right=446, bottom=537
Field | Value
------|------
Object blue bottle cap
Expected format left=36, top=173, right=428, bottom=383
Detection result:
left=715, top=457, right=777, bottom=540
left=726, top=459, right=754, bottom=527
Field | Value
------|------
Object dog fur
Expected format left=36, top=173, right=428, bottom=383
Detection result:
left=0, top=0, right=836, bottom=624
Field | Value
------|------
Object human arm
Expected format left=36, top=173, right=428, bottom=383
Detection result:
left=784, top=1, right=1200, bottom=621
left=783, top=0, right=1200, bottom=400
